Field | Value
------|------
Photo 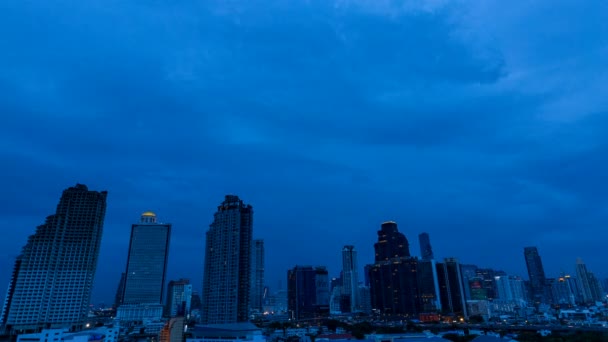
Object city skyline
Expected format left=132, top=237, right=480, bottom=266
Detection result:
left=2, top=0, right=608, bottom=308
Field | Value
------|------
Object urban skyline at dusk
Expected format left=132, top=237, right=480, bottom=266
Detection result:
left=1, top=0, right=608, bottom=316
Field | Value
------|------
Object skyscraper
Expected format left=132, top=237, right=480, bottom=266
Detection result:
left=250, top=239, right=265, bottom=313
left=202, top=195, right=253, bottom=324
left=523, top=247, right=547, bottom=304
left=118, top=212, right=171, bottom=321
left=341, top=245, right=359, bottom=312
left=166, top=279, right=192, bottom=317
left=1, top=184, right=107, bottom=334
left=418, top=233, right=434, bottom=260
left=436, top=258, right=468, bottom=318
left=369, top=222, right=420, bottom=318
left=575, top=258, right=603, bottom=303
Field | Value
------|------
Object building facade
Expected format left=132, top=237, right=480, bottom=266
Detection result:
left=524, top=247, right=547, bottom=304
left=118, top=212, right=171, bottom=322
left=250, top=240, right=265, bottom=313
left=341, top=245, right=359, bottom=312
left=418, top=233, right=434, bottom=260
left=1, top=184, right=107, bottom=334
left=166, top=279, right=192, bottom=317
left=202, top=195, right=253, bottom=324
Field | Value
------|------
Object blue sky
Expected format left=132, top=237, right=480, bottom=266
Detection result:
left=1, top=0, right=607, bottom=304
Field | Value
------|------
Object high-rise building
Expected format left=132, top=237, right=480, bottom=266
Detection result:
left=523, top=247, right=547, bottom=304
left=1, top=184, right=107, bottom=333
left=287, top=266, right=328, bottom=320
left=117, top=212, right=171, bottom=322
left=551, top=274, right=576, bottom=306
left=166, top=279, right=193, bottom=317
left=459, top=264, right=478, bottom=300
left=202, top=195, right=253, bottom=324
left=315, top=267, right=330, bottom=306
left=250, top=239, right=265, bottom=313
left=341, top=245, right=359, bottom=312
left=418, top=233, right=434, bottom=260
left=575, top=258, right=604, bottom=303
left=369, top=222, right=420, bottom=318
left=436, top=258, right=468, bottom=318
left=114, top=273, right=127, bottom=309
left=495, top=275, right=527, bottom=305
left=417, top=259, right=441, bottom=312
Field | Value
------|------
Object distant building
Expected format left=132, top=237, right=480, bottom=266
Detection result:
left=250, top=240, right=265, bottom=313
left=16, top=325, right=119, bottom=342
left=114, top=273, right=127, bottom=309
left=575, top=258, right=604, bottom=303
left=287, top=266, right=329, bottom=320
left=494, top=275, right=527, bottom=305
left=202, top=195, right=253, bottom=324
left=166, top=279, right=192, bottom=317
left=1, top=184, right=107, bottom=334
left=160, top=317, right=185, bottom=342
left=117, top=212, right=171, bottom=322
left=459, top=264, right=478, bottom=300
left=315, top=267, right=330, bottom=306
left=524, top=247, right=547, bottom=304
left=418, top=233, right=434, bottom=260
left=551, top=274, right=576, bottom=306
left=369, top=222, right=420, bottom=318
left=341, top=246, right=359, bottom=312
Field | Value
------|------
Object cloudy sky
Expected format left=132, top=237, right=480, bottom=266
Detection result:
left=1, top=0, right=607, bottom=304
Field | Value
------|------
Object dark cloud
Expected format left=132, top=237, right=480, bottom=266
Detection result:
left=1, top=0, right=607, bottom=303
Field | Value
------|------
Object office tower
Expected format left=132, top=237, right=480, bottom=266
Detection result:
left=287, top=266, right=328, bottom=320
left=114, top=273, right=127, bottom=309
left=468, top=277, right=487, bottom=300
left=1, top=184, right=107, bottom=333
left=117, top=212, right=171, bottom=321
left=358, top=286, right=372, bottom=315
left=417, top=259, right=441, bottom=312
left=418, top=233, right=434, bottom=260
left=250, top=239, right=265, bottom=313
left=369, top=222, right=420, bottom=317
left=363, top=265, right=372, bottom=287
left=202, top=195, right=253, bottom=324
left=341, top=245, right=359, bottom=312
left=524, top=247, right=547, bottom=304
left=166, top=279, right=193, bottom=317
left=436, top=258, right=468, bottom=318
left=190, top=292, right=202, bottom=311
left=315, top=267, right=330, bottom=306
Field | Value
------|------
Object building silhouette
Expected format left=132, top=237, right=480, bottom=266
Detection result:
left=417, top=259, right=441, bottom=312
left=418, top=233, right=434, bottom=260
left=250, top=239, right=265, bottom=313
left=1, top=184, right=107, bottom=334
left=523, top=247, right=547, bottom=305
left=575, top=258, right=604, bottom=303
left=341, top=245, right=359, bottom=312
left=287, top=266, right=329, bottom=320
left=369, top=222, right=420, bottom=318
left=202, top=195, right=253, bottom=324
left=117, top=212, right=171, bottom=321
left=436, top=258, right=468, bottom=318
left=166, top=279, right=192, bottom=317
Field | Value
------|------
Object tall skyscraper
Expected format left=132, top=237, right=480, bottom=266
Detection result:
left=418, top=233, right=434, bottom=260
left=495, top=275, right=527, bottom=305
left=315, top=267, right=330, bottom=306
left=250, top=239, right=265, bottom=313
left=341, top=245, right=359, bottom=312
left=1, top=184, right=107, bottom=333
left=118, top=212, right=171, bottom=321
left=202, top=195, right=253, bottom=324
left=369, top=222, right=420, bottom=318
left=523, top=247, right=547, bottom=304
left=166, top=279, right=192, bottom=317
left=417, top=259, right=441, bottom=312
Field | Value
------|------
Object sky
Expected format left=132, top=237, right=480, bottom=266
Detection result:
left=1, top=0, right=608, bottom=305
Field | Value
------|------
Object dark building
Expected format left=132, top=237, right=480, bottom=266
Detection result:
left=418, top=233, right=434, bottom=260
left=202, top=195, right=253, bottom=324
left=468, top=277, right=487, bottom=300
left=524, top=247, right=547, bottom=304
left=436, top=258, right=468, bottom=318
left=369, top=222, right=420, bottom=318
left=1, top=184, right=107, bottom=333
left=287, top=266, right=328, bottom=320
left=475, top=268, right=502, bottom=300
left=114, top=273, right=127, bottom=309
left=165, top=279, right=192, bottom=317
left=459, top=264, right=478, bottom=300
left=417, top=259, right=441, bottom=312
left=363, top=264, right=373, bottom=287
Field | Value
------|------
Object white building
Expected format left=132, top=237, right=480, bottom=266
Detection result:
left=16, top=325, right=119, bottom=342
